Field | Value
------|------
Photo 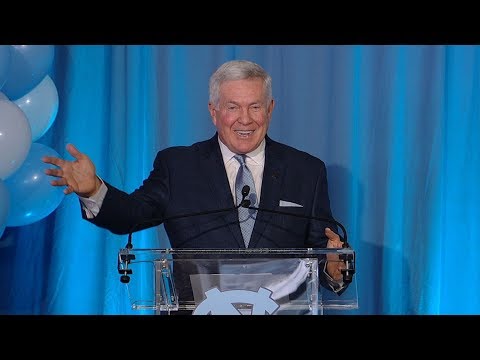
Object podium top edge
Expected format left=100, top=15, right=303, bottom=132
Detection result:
left=118, top=247, right=355, bottom=255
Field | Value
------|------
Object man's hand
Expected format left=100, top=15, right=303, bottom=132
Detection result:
left=42, top=143, right=101, bottom=197
left=325, top=227, right=346, bottom=281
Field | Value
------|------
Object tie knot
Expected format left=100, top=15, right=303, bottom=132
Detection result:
left=234, top=154, right=247, bottom=166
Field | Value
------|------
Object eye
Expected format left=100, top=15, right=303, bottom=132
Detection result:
left=227, top=105, right=239, bottom=112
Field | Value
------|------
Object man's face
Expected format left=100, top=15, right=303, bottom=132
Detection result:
left=209, top=78, right=274, bottom=154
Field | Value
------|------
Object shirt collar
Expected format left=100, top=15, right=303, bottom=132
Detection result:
left=218, top=136, right=266, bottom=166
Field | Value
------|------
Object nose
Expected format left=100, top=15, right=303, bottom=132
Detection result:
left=237, top=107, right=252, bottom=125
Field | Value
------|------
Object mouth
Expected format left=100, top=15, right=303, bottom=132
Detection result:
left=234, top=130, right=255, bottom=138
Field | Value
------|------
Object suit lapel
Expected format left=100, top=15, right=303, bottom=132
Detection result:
left=248, top=137, right=284, bottom=248
left=202, top=134, right=246, bottom=248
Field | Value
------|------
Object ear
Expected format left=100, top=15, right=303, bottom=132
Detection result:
left=267, top=99, right=275, bottom=118
left=208, top=102, right=217, bottom=125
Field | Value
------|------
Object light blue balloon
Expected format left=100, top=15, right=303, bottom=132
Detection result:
left=0, top=99, right=32, bottom=180
left=14, top=75, right=59, bottom=141
left=1, top=45, right=55, bottom=100
left=0, top=45, right=11, bottom=91
left=0, top=179, right=10, bottom=238
left=5, top=142, right=65, bottom=227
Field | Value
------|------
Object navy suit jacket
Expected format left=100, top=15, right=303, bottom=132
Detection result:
left=86, top=134, right=336, bottom=249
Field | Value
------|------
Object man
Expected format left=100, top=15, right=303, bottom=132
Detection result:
left=43, top=59, right=347, bottom=298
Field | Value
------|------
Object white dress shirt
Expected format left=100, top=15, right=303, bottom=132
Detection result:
left=218, top=138, right=265, bottom=205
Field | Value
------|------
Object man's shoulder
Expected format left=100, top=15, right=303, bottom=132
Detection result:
left=266, top=136, right=326, bottom=166
left=155, top=135, right=217, bottom=159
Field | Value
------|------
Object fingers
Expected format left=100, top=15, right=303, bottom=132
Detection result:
left=42, top=155, right=64, bottom=167
left=326, top=258, right=345, bottom=281
left=325, top=227, right=335, bottom=235
left=66, top=143, right=84, bottom=160
left=44, top=168, right=63, bottom=178
left=42, top=144, right=83, bottom=166
left=325, top=227, right=340, bottom=240
left=48, top=177, right=76, bottom=195
left=49, top=178, right=64, bottom=186
left=41, top=144, right=83, bottom=196
left=325, top=228, right=347, bottom=279
left=325, top=227, right=343, bottom=248
left=64, top=184, right=76, bottom=195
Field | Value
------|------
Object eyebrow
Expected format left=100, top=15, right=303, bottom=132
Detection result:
left=224, top=101, right=263, bottom=106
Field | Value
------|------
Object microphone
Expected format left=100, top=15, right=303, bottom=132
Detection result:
left=119, top=184, right=354, bottom=285
left=124, top=184, right=251, bottom=250
left=118, top=185, right=251, bottom=283
left=241, top=188, right=355, bottom=284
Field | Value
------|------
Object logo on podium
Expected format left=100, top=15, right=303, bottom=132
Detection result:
left=192, top=287, right=280, bottom=315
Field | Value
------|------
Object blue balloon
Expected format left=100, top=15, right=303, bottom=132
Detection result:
left=0, top=45, right=11, bottom=91
left=4, top=143, right=65, bottom=227
left=0, top=179, right=10, bottom=238
left=1, top=45, right=55, bottom=100
left=14, top=75, right=59, bottom=141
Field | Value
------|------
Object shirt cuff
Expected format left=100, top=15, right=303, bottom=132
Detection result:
left=79, top=178, right=108, bottom=219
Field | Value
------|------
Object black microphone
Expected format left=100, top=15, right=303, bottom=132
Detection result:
left=241, top=192, right=355, bottom=284
left=125, top=184, right=251, bottom=250
left=118, top=185, right=251, bottom=283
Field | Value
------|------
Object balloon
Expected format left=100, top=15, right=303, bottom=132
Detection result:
left=0, top=45, right=11, bottom=91
left=14, top=75, right=59, bottom=142
left=1, top=45, right=55, bottom=100
left=0, top=92, right=8, bottom=101
left=0, top=100, right=32, bottom=179
left=0, top=179, right=10, bottom=238
left=4, top=143, right=65, bottom=227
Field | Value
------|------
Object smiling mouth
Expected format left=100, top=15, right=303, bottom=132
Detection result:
left=235, top=130, right=254, bottom=137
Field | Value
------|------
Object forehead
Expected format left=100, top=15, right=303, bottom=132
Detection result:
left=219, top=78, right=265, bottom=101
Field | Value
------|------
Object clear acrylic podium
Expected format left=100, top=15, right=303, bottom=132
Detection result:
left=118, top=248, right=357, bottom=315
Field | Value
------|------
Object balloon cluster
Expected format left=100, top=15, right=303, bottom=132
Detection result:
left=0, top=45, right=64, bottom=238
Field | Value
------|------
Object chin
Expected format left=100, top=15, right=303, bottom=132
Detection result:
left=234, top=142, right=256, bottom=154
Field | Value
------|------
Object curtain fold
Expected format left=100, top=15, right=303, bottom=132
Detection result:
left=1, top=45, right=478, bottom=315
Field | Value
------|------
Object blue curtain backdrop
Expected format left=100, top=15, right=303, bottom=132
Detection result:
left=0, top=45, right=479, bottom=315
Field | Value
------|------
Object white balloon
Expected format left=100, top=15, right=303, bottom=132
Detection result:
left=0, top=100, right=32, bottom=179
left=14, top=75, right=59, bottom=141
left=0, top=179, right=9, bottom=238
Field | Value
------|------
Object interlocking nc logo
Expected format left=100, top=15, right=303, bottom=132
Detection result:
left=192, top=287, right=280, bottom=315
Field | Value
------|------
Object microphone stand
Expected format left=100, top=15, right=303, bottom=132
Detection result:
left=118, top=186, right=251, bottom=283
left=119, top=185, right=354, bottom=284
left=242, top=200, right=355, bottom=283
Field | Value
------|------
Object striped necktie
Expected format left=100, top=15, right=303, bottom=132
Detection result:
left=234, top=154, right=257, bottom=247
